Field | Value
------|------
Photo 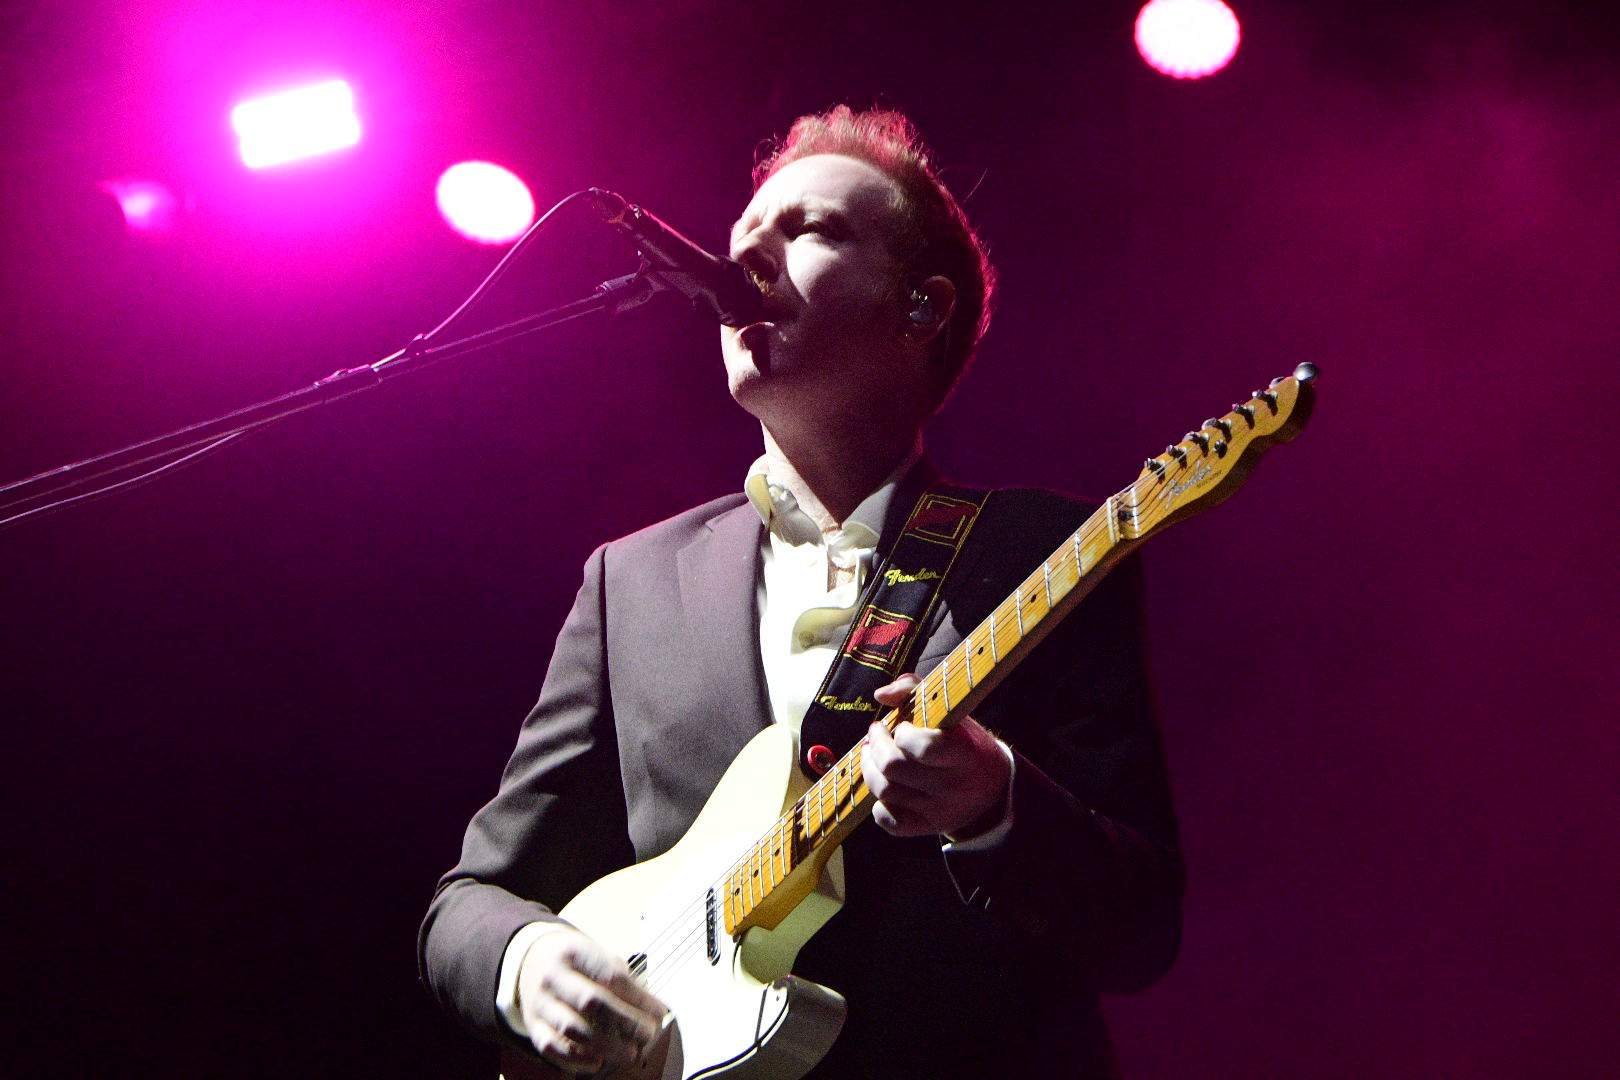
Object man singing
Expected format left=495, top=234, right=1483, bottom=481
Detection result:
left=420, top=106, right=1184, bottom=1079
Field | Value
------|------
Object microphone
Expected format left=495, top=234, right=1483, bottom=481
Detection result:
left=589, top=188, right=764, bottom=327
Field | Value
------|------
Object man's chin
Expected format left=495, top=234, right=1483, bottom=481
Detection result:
left=726, top=364, right=813, bottom=424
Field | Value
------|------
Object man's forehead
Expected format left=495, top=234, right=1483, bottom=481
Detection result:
left=731, top=154, right=899, bottom=236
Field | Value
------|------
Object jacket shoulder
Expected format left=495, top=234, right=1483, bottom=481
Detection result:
left=603, top=492, right=751, bottom=559
left=979, top=484, right=1100, bottom=530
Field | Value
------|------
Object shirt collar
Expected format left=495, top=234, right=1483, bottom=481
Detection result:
left=744, top=447, right=923, bottom=548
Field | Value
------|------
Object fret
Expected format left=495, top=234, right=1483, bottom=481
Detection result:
left=1042, top=559, right=1053, bottom=606
left=989, top=611, right=999, bottom=662
left=940, top=666, right=952, bottom=711
left=1072, top=529, right=1084, bottom=576
left=1021, top=580, right=1042, bottom=626
left=964, top=633, right=974, bottom=688
left=792, top=797, right=808, bottom=867
left=1105, top=494, right=1119, bottom=545
left=766, top=822, right=778, bottom=885
left=1014, top=591, right=1024, bottom=635
left=914, top=679, right=929, bottom=728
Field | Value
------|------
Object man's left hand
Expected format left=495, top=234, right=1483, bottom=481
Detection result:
left=862, top=673, right=1012, bottom=841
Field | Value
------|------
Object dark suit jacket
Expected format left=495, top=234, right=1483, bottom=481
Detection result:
left=419, top=464, right=1184, bottom=1079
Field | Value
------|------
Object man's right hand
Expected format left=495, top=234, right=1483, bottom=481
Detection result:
left=515, top=927, right=669, bottom=1074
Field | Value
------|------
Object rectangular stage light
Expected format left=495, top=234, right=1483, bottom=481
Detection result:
left=231, top=79, right=361, bottom=170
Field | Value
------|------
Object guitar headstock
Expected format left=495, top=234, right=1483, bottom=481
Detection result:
left=1125, top=362, right=1318, bottom=538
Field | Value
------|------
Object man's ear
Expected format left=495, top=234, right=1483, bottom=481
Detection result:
left=904, top=275, right=957, bottom=351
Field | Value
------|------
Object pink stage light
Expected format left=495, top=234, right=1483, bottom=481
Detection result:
left=1135, top=0, right=1241, bottom=79
left=99, top=179, right=180, bottom=235
left=231, top=79, right=361, bottom=169
left=436, top=162, right=536, bottom=245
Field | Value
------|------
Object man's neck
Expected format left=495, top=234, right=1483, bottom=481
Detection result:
left=760, top=422, right=922, bottom=535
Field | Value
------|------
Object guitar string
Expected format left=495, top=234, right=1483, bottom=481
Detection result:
left=643, top=400, right=1300, bottom=986
left=633, top=446, right=1242, bottom=991
left=641, top=529, right=1096, bottom=992
left=633, top=465, right=1201, bottom=989
left=636, top=508, right=1134, bottom=990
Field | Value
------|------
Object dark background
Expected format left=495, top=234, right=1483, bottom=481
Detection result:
left=3, top=2, right=1616, bottom=1076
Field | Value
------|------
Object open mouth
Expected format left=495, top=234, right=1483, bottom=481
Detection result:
left=738, top=322, right=775, bottom=353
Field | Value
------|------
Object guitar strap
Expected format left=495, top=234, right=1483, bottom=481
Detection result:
left=795, top=482, right=992, bottom=778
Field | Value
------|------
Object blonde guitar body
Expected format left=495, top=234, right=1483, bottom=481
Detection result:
left=502, top=723, right=847, bottom=1080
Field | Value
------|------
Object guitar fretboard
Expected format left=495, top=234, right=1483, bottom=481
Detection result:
left=719, top=478, right=1167, bottom=934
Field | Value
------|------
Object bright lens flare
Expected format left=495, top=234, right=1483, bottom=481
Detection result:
left=436, top=162, right=536, bottom=245
left=99, top=179, right=179, bottom=235
left=231, top=79, right=362, bottom=169
left=1135, top=0, right=1241, bottom=80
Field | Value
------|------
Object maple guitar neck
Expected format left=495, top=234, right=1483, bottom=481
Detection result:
left=718, top=363, right=1319, bottom=939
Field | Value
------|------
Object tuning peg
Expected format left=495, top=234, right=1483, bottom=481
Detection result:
left=1185, top=431, right=1210, bottom=453
left=1269, top=375, right=1287, bottom=388
left=1204, top=418, right=1233, bottom=438
left=1143, top=457, right=1166, bottom=476
left=1232, top=403, right=1256, bottom=427
left=1214, top=440, right=1229, bottom=457
left=1165, top=444, right=1188, bottom=463
left=1253, top=389, right=1278, bottom=412
left=1294, top=361, right=1319, bottom=382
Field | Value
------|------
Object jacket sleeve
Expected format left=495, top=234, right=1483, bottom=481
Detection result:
left=941, top=544, right=1185, bottom=994
left=417, top=543, right=636, bottom=1046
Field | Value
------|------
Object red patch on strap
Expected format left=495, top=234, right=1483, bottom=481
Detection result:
left=907, top=500, right=976, bottom=532
left=848, top=616, right=910, bottom=653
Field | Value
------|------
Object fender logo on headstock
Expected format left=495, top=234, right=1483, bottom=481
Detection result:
left=1167, top=460, right=1215, bottom=499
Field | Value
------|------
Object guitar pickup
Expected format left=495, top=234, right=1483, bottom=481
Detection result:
left=705, top=888, right=720, bottom=964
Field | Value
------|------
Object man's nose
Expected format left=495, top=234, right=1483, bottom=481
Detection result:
left=731, top=231, right=781, bottom=290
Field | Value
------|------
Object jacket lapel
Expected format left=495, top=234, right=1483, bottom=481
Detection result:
left=676, top=501, right=774, bottom=748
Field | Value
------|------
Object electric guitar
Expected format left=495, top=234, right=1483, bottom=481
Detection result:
left=501, top=364, right=1319, bottom=1080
